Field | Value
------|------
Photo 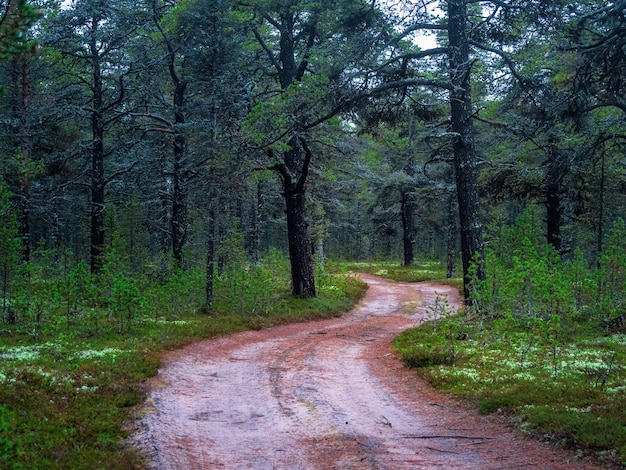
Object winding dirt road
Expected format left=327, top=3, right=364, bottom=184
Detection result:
left=134, top=275, right=598, bottom=469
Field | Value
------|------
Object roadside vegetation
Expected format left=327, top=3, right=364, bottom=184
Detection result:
left=345, top=260, right=462, bottom=287
left=0, top=245, right=366, bottom=470
left=393, top=207, right=626, bottom=469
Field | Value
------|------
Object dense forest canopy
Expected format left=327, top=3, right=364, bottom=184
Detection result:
left=0, top=0, right=625, bottom=306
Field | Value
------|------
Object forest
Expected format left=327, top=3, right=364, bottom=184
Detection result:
left=1, top=0, right=626, bottom=468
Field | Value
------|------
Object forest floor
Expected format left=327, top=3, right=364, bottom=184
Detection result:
left=132, top=275, right=600, bottom=469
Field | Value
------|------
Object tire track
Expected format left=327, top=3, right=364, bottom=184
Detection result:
left=133, top=275, right=599, bottom=470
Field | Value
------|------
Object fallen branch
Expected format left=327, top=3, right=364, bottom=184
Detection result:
left=379, top=415, right=392, bottom=428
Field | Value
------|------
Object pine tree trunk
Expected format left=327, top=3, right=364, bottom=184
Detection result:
left=448, top=0, right=485, bottom=302
left=270, top=140, right=316, bottom=298
left=205, top=195, right=216, bottom=312
left=13, top=56, right=31, bottom=261
left=400, top=189, right=415, bottom=266
left=90, top=30, right=105, bottom=274
left=285, top=186, right=316, bottom=297
left=545, top=143, right=562, bottom=253
left=446, top=192, right=458, bottom=279
left=171, top=79, right=188, bottom=265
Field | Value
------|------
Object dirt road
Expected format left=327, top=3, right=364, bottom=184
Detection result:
left=134, top=275, right=597, bottom=469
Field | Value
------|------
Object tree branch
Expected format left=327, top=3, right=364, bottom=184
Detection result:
left=305, top=77, right=453, bottom=129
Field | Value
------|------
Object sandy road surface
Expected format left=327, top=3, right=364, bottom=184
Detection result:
left=134, top=275, right=598, bottom=469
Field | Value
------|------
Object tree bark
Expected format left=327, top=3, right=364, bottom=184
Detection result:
left=12, top=55, right=31, bottom=261
left=446, top=191, right=458, bottom=279
left=269, top=138, right=316, bottom=298
left=400, top=189, right=415, bottom=266
left=447, top=0, right=485, bottom=302
left=90, top=20, right=105, bottom=273
left=545, top=147, right=562, bottom=253
left=171, top=77, right=188, bottom=265
left=285, top=180, right=316, bottom=297
left=205, top=188, right=216, bottom=312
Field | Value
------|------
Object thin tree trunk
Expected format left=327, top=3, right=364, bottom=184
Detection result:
left=596, top=151, right=605, bottom=263
left=14, top=56, right=31, bottom=261
left=171, top=76, right=188, bottom=266
left=205, top=191, right=216, bottom=312
left=448, top=0, right=484, bottom=302
left=90, top=24, right=105, bottom=273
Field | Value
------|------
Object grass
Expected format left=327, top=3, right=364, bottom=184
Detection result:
left=343, top=260, right=463, bottom=288
left=393, top=307, right=626, bottom=468
left=8, top=256, right=623, bottom=468
left=0, top=270, right=367, bottom=470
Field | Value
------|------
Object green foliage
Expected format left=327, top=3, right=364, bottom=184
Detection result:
left=0, top=405, right=21, bottom=470
left=597, top=218, right=626, bottom=315
left=0, top=0, right=39, bottom=60
left=472, top=205, right=575, bottom=320
left=0, top=180, right=24, bottom=325
left=344, top=260, right=460, bottom=286
left=52, top=259, right=93, bottom=330
left=215, top=244, right=291, bottom=315
left=0, top=240, right=366, bottom=469
left=148, top=267, right=204, bottom=319
left=394, top=208, right=626, bottom=467
left=99, top=232, right=147, bottom=334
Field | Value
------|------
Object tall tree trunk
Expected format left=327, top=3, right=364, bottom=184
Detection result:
left=596, top=150, right=605, bottom=263
left=171, top=78, right=188, bottom=265
left=12, top=56, right=31, bottom=261
left=400, top=189, right=415, bottom=266
left=205, top=188, right=216, bottom=312
left=448, top=0, right=484, bottom=302
left=90, top=27, right=105, bottom=273
left=151, top=0, right=189, bottom=268
left=171, top=89, right=187, bottom=266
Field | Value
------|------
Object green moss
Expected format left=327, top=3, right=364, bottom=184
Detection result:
left=393, top=313, right=626, bottom=467
left=0, top=267, right=366, bottom=469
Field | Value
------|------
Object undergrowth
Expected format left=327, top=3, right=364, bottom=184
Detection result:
left=0, top=246, right=366, bottom=469
left=345, top=260, right=462, bottom=288
left=393, top=208, right=626, bottom=469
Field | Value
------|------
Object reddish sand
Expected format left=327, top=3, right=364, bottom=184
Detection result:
left=133, top=274, right=600, bottom=469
